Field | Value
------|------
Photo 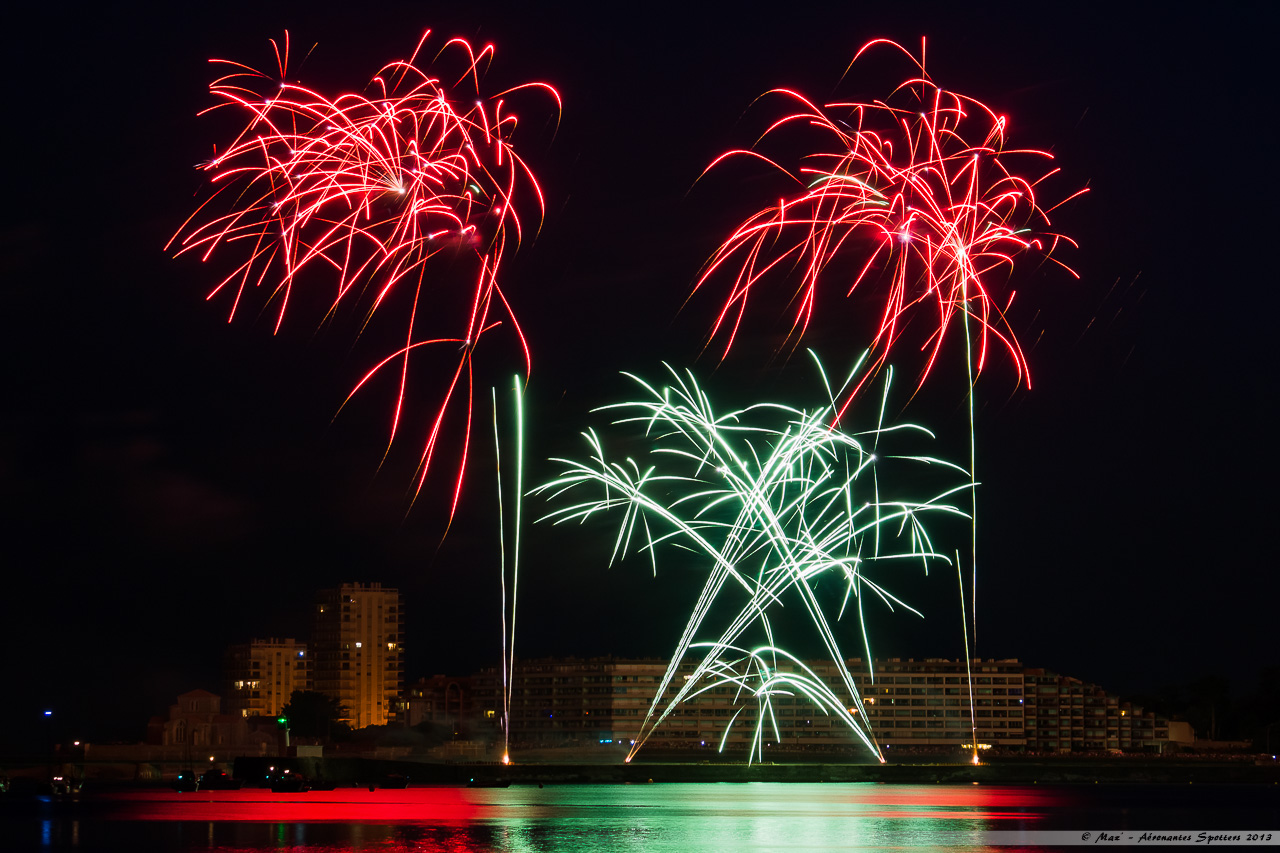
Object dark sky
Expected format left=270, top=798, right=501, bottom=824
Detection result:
left=3, top=2, right=1275, bottom=748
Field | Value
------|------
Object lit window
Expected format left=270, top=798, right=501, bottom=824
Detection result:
left=355, top=642, right=362, bottom=649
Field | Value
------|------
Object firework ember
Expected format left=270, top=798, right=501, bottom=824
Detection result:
left=169, top=31, right=560, bottom=517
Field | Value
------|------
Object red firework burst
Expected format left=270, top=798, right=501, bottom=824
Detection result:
left=168, top=31, right=560, bottom=519
left=694, top=38, right=1084, bottom=416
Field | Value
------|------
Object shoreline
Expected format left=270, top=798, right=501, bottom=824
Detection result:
left=6, top=755, right=1277, bottom=791
left=230, top=756, right=1280, bottom=787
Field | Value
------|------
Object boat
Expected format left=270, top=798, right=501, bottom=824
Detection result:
left=198, top=769, right=243, bottom=791
left=267, top=772, right=311, bottom=793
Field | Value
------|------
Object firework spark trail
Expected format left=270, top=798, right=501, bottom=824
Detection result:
left=691, top=643, right=864, bottom=763
left=537, top=353, right=969, bottom=762
left=492, top=387, right=509, bottom=762
left=693, top=38, right=1085, bottom=415
left=168, top=31, right=559, bottom=519
left=492, top=376, right=525, bottom=765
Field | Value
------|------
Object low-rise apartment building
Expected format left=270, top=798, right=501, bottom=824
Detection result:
left=461, top=656, right=1189, bottom=755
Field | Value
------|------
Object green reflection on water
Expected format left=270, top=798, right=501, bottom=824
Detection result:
left=342, top=784, right=1011, bottom=852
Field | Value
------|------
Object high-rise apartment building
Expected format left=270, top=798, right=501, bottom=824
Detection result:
left=312, top=582, right=405, bottom=729
left=223, top=638, right=310, bottom=718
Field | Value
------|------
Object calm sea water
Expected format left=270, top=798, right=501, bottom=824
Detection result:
left=4, top=783, right=1276, bottom=852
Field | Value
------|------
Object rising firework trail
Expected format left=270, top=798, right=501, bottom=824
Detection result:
left=492, top=376, right=525, bottom=765
left=169, top=31, right=559, bottom=522
left=537, top=352, right=969, bottom=762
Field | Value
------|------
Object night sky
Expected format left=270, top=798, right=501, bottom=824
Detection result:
left=3, top=2, right=1275, bottom=749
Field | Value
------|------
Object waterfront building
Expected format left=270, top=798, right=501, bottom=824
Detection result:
left=470, top=657, right=657, bottom=750
left=467, top=657, right=1190, bottom=755
left=312, top=582, right=405, bottom=729
left=398, top=674, right=473, bottom=731
left=222, top=638, right=310, bottom=718
left=147, top=689, right=249, bottom=749
left=849, top=657, right=1026, bottom=750
left=1022, top=668, right=1193, bottom=753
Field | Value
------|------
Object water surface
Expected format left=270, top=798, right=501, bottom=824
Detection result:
left=7, top=782, right=1275, bottom=851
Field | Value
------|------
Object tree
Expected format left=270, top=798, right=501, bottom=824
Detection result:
left=280, top=691, right=351, bottom=741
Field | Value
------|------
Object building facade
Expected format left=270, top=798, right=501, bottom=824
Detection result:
left=1022, top=668, right=1193, bottom=753
left=223, top=638, right=310, bottom=718
left=847, top=657, right=1026, bottom=749
left=466, top=657, right=1190, bottom=756
left=147, top=689, right=249, bottom=749
left=398, top=674, right=471, bottom=730
left=312, top=582, right=405, bottom=729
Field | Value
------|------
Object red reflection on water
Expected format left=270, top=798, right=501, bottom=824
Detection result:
left=85, top=784, right=1080, bottom=829
left=99, top=788, right=483, bottom=823
left=824, top=784, right=1078, bottom=822
left=847, top=785, right=1069, bottom=810
left=845, top=810, right=1036, bottom=820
